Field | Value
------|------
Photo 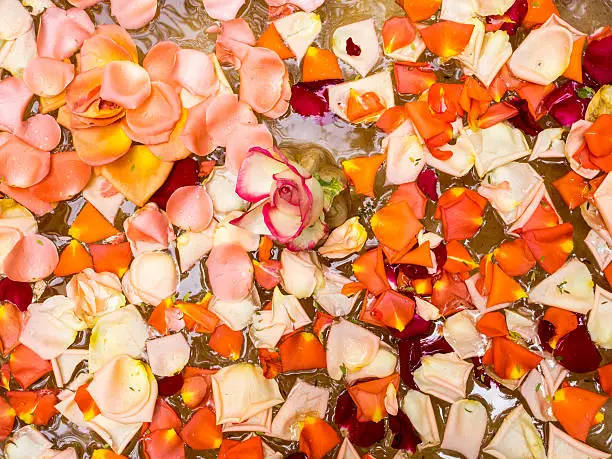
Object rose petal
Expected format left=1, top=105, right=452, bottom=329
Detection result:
left=37, top=7, right=94, bottom=60
left=0, top=134, right=51, bottom=188
left=123, top=251, right=178, bottom=305
left=0, top=77, right=32, bottom=133
left=100, top=61, right=151, bottom=110
left=14, top=114, right=61, bottom=152
left=143, top=41, right=180, bottom=86
left=174, top=49, right=219, bottom=97
left=203, top=0, right=245, bottom=21
left=205, top=244, right=254, bottom=301
left=23, top=57, right=74, bottom=98
left=166, top=186, right=214, bottom=232
left=28, top=151, right=91, bottom=203
left=123, top=202, right=175, bottom=255
left=80, top=25, right=138, bottom=72
left=110, top=0, right=157, bottom=30
left=3, top=235, right=58, bottom=283
left=146, top=333, right=190, bottom=377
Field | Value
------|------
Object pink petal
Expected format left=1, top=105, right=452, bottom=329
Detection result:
left=100, top=61, right=152, bottom=109
left=180, top=100, right=214, bottom=156
left=264, top=0, right=324, bottom=12
left=146, top=333, right=190, bottom=377
left=0, top=77, right=33, bottom=133
left=37, top=7, right=94, bottom=60
left=206, top=94, right=258, bottom=148
left=124, top=81, right=182, bottom=144
left=80, top=24, right=138, bottom=72
left=23, top=57, right=75, bottom=98
left=28, top=151, right=92, bottom=203
left=0, top=184, right=56, bottom=217
left=235, top=149, right=289, bottom=202
left=147, top=110, right=191, bottom=162
left=0, top=134, right=51, bottom=188
left=124, top=202, right=176, bottom=254
left=67, top=0, right=102, bottom=7
left=3, top=234, right=59, bottom=282
left=210, top=19, right=256, bottom=69
left=166, top=185, right=214, bottom=232
left=174, top=49, right=218, bottom=97
left=14, top=114, right=61, bottom=151
left=202, top=0, right=246, bottom=21
left=143, top=41, right=180, bottom=86
left=110, top=0, right=157, bottom=30
left=205, top=243, right=254, bottom=301
left=225, top=124, right=275, bottom=175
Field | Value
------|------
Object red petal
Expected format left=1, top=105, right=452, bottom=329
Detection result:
left=209, top=325, right=244, bottom=360
left=279, top=332, right=326, bottom=372
left=143, top=428, right=186, bottom=459
left=9, top=345, right=52, bottom=389
left=7, top=389, right=58, bottom=425
left=180, top=407, right=222, bottom=450
left=0, top=302, right=22, bottom=357
left=522, top=223, right=574, bottom=274
left=149, top=398, right=181, bottom=432
left=0, top=396, right=15, bottom=440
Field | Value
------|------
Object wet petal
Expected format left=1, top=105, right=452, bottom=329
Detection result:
left=441, top=399, right=487, bottom=459
left=146, top=333, right=190, bottom=377
left=206, top=244, right=254, bottom=301
left=37, top=7, right=94, bottom=60
left=69, top=202, right=119, bottom=243
left=110, top=0, right=157, bottom=30
left=412, top=352, right=472, bottom=403
left=522, top=223, right=574, bottom=274
left=180, top=407, right=222, bottom=450
left=123, top=251, right=178, bottom=305
left=482, top=337, right=542, bottom=380
left=100, top=61, right=151, bottom=110
left=326, top=319, right=380, bottom=380
left=548, top=423, right=609, bottom=459
left=123, top=202, right=175, bottom=255
left=72, top=123, right=132, bottom=167
left=552, top=386, right=607, bottom=442
left=3, top=235, right=58, bottom=283
left=299, top=417, right=340, bottom=459
left=400, top=390, right=440, bottom=449
left=14, top=114, right=61, bottom=152
left=29, top=151, right=92, bottom=203
left=9, top=345, right=52, bottom=389
left=0, top=134, right=51, bottom=188
left=23, top=57, right=74, bottom=98
left=203, top=0, right=246, bottom=21
left=0, top=77, right=32, bottom=133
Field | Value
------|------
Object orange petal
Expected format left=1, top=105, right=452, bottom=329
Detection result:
left=299, top=417, right=341, bottom=459
left=258, top=348, right=283, bottom=379
left=444, top=240, right=478, bottom=273
left=143, top=428, right=185, bottom=459
left=562, top=36, right=586, bottom=83
left=352, top=247, right=390, bottom=296
left=346, top=89, right=386, bottom=123
left=371, top=201, right=423, bottom=252
left=256, top=24, right=295, bottom=60
left=522, top=223, right=574, bottom=274
left=148, top=299, right=172, bottom=335
left=91, top=450, right=128, bottom=459
left=382, top=17, right=418, bottom=54
left=552, top=170, right=588, bottom=210
left=176, top=300, right=219, bottom=334
left=486, top=264, right=527, bottom=308
left=376, top=105, right=411, bottom=134
left=518, top=198, right=561, bottom=233
left=420, top=21, right=475, bottom=58
left=347, top=373, right=400, bottom=422
left=395, top=241, right=432, bottom=267
left=493, top=239, right=536, bottom=277
left=89, top=240, right=132, bottom=278
left=516, top=82, right=554, bottom=120
left=180, top=407, right=222, bottom=450
left=436, top=188, right=486, bottom=241
left=253, top=259, right=281, bottom=290
left=279, top=331, right=326, bottom=372
left=74, top=383, right=101, bottom=421
left=54, top=240, right=94, bottom=277
left=342, top=154, right=386, bottom=197
left=478, top=253, right=495, bottom=296
left=0, top=302, right=22, bottom=357
left=412, top=277, right=433, bottom=295
left=302, top=47, right=343, bottom=82
left=431, top=271, right=472, bottom=317
left=180, top=373, right=212, bottom=409
left=476, top=311, right=508, bottom=337
left=28, top=151, right=91, bottom=203
left=543, top=307, right=578, bottom=349
left=69, top=202, right=119, bottom=243
left=597, top=363, right=612, bottom=397
left=369, top=290, right=415, bottom=332
left=523, top=0, right=560, bottom=28
left=40, top=92, right=67, bottom=115
left=404, top=100, right=452, bottom=142
left=552, top=387, right=607, bottom=441
left=477, top=102, right=519, bottom=129
left=482, top=337, right=542, bottom=380
left=148, top=109, right=191, bottom=162
left=150, top=397, right=182, bottom=432
left=219, top=436, right=263, bottom=459
left=9, top=345, right=52, bottom=389
left=73, top=122, right=132, bottom=167
left=388, top=182, right=427, bottom=220
left=6, top=389, right=58, bottom=425
left=0, top=396, right=15, bottom=441
left=312, top=311, right=334, bottom=342
left=257, top=236, right=274, bottom=262
left=209, top=325, right=244, bottom=360
left=585, top=114, right=612, bottom=158
left=0, top=364, right=10, bottom=391
left=399, top=0, right=441, bottom=22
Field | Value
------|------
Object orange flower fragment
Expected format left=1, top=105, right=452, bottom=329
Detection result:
left=552, top=170, right=588, bottom=210
left=258, top=348, right=283, bottom=379
left=0, top=396, right=15, bottom=440
left=352, top=247, right=390, bottom=296
left=257, top=236, right=274, bottom=262
left=369, top=290, right=415, bottom=332
left=279, top=332, right=326, bottom=372
left=552, top=386, right=607, bottom=441
left=253, top=259, right=281, bottom=290
left=562, top=36, right=586, bottom=83
left=180, top=407, right=222, bottom=450
left=518, top=199, right=560, bottom=233
left=597, top=363, right=612, bottom=396
left=542, top=307, right=578, bottom=349
left=256, top=24, right=295, bottom=60
left=91, top=450, right=127, bottom=459
left=302, top=47, right=343, bottom=82
left=0, top=302, right=22, bottom=357
left=523, top=0, right=560, bottom=28
left=516, top=83, right=554, bottom=120
left=371, top=201, right=423, bottom=252
left=342, top=154, right=386, bottom=197
left=348, top=373, right=400, bottom=422
left=399, top=0, right=441, bottom=22
left=299, top=417, right=341, bottom=459
left=209, top=325, right=244, bottom=360
left=180, top=367, right=213, bottom=409
left=420, top=21, right=475, bottom=58
left=444, top=240, right=478, bottom=273
left=89, top=240, right=132, bottom=278
left=376, top=106, right=411, bottom=134
left=404, top=101, right=453, bottom=148
left=176, top=299, right=219, bottom=334
left=435, top=188, right=487, bottom=241
left=0, top=364, right=10, bottom=390
left=522, top=222, right=574, bottom=274
left=428, top=83, right=465, bottom=122
left=476, top=312, right=508, bottom=337
left=346, top=90, right=386, bottom=123
left=494, top=239, right=536, bottom=277
left=477, top=102, right=519, bottom=129
left=395, top=241, right=432, bottom=267
left=9, top=345, right=52, bottom=389
left=54, top=240, right=94, bottom=277
left=585, top=114, right=612, bottom=158
left=389, top=182, right=428, bottom=220
left=74, top=383, right=101, bottom=421
left=143, top=428, right=185, bottom=459
left=486, top=264, right=527, bottom=308
left=219, top=436, right=264, bottom=459
left=382, top=17, right=417, bottom=54
left=312, top=311, right=334, bottom=341
left=482, top=337, right=542, bottom=380
left=69, top=203, right=120, bottom=243
left=431, top=271, right=472, bottom=317
left=149, top=398, right=181, bottom=432
left=394, top=63, right=437, bottom=95
left=7, top=389, right=58, bottom=425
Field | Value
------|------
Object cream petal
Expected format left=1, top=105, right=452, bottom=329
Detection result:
left=280, top=249, right=323, bottom=299
left=274, top=12, right=321, bottom=62
left=313, top=267, right=358, bottom=317
left=413, top=352, right=473, bottom=403
left=483, top=405, right=545, bottom=459
left=415, top=297, right=441, bottom=321
left=332, top=19, right=380, bottom=77
left=471, top=123, right=531, bottom=177
left=336, top=437, right=361, bottom=459
left=508, top=186, right=561, bottom=236
left=176, top=220, right=217, bottom=272
left=206, top=167, right=249, bottom=220
left=328, top=72, right=394, bottom=122
left=318, top=217, right=367, bottom=260
left=0, top=0, right=33, bottom=41
left=211, top=362, right=284, bottom=424
left=585, top=229, right=612, bottom=270
left=594, top=172, right=612, bottom=235
left=51, top=349, right=88, bottom=387
left=345, top=342, right=397, bottom=384
left=528, top=259, right=595, bottom=313
left=440, top=0, right=477, bottom=23
left=223, top=409, right=272, bottom=434
left=505, top=309, right=538, bottom=342
left=4, top=426, right=52, bottom=459
left=442, top=310, right=486, bottom=359
left=270, top=379, right=329, bottom=441
left=213, top=211, right=259, bottom=252
left=471, top=30, right=512, bottom=87
left=123, top=251, right=179, bottom=306
left=326, top=318, right=380, bottom=380
left=426, top=131, right=476, bottom=177
left=476, top=0, right=514, bottom=15
left=82, top=175, right=125, bottom=224
left=547, top=423, right=610, bottom=459
left=88, top=305, right=148, bottom=373
left=385, top=34, right=426, bottom=62
left=1, top=26, right=36, bottom=77
left=384, top=134, right=425, bottom=186
left=587, top=286, right=612, bottom=349
left=457, top=18, right=484, bottom=71
left=441, top=399, right=488, bottom=459
left=401, top=390, right=440, bottom=449
left=565, top=120, right=599, bottom=179
left=530, top=128, right=566, bottom=161
left=209, top=286, right=261, bottom=331
left=146, top=333, right=190, bottom=377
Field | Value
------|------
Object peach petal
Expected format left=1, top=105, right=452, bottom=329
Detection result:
left=14, top=114, right=62, bottom=151
left=165, top=185, right=214, bottom=232
left=123, top=251, right=179, bottom=305
left=23, top=57, right=75, bottom=98
left=0, top=77, right=32, bottom=133
left=37, top=7, right=94, bottom=60
left=28, top=151, right=92, bottom=203
left=123, top=202, right=175, bottom=255
left=206, top=94, right=258, bottom=148
left=92, top=24, right=139, bottom=63
left=206, top=243, right=254, bottom=301
left=239, top=47, right=288, bottom=115
left=0, top=184, right=56, bottom=217
left=225, top=124, right=274, bottom=175
left=3, top=234, right=58, bottom=282
left=180, top=100, right=214, bottom=156
left=110, top=0, right=157, bottom=30
left=441, top=399, right=487, bottom=459
left=0, top=133, right=51, bottom=188
left=147, top=109, right=191, bottom=162
left=80, top=34, right=134, bottom=73
left=143, top=41, right=180, bottom=86
left=146, top=333, right=190, bottom=377
left=413, top=352, right=473, bottom=403
left=73, top=122, right=132, bottom=167
left=174, top=49, right=218, bottom=97
left=0, top=0, right=32, bottom=41
left=67, top=0, right=102, bottom=7
left=203, top=0, right=246, bottom=21
left=100, top=61, right=152, bottom=110
left=326, top=319, right=380, bottom=380
left=176, top=221, right=217, bottom=272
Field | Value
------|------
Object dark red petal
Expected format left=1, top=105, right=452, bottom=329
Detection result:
left=0, top=278, right=33, bottom=312
left=583, top=35, right=612, bottom=86
left=157, top=373, right=184, bottom=397
left=543, top=81, right=591, bottom=126
left=416, top=167, right=439, bottom=201
left=149, top=158, right=200, bottom=210
left=334, top=391, right=385, bottom=448
left=393, top=314, right=432, bottom=339
left=553, top=326, right=602, bottom=373
left=506, top=98, right=542, bottom=136
left=537, top=319, right=555, bottom=353
left=388, top=409, right=420, bottom=453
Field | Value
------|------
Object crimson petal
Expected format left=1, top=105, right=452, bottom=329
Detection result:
left=334, top=390, right=385, bottom=448
left=553, top=326, right=602, bottom=373
left=543, top=81, right=591, bottom=126
left=157, top=373, right=184, bottom=396
left=149, top=157, right=200, bottom=210
left=416, top=167, right=439, bottom=201
left=389, top=410, right=420, bottom=453
left=507, top=98, right=542, bottom=136
left=0, top=278, right=33, bottom=312
left=583, top=35, right=612, bottom=86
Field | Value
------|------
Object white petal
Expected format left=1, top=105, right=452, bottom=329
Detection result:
left=332, top=19, right=380, bottom=77
left=328, top=72, right=394, bottom=122
left=585, top=229, right=612, bottom=270
left=443, top=310, right=487, bottom=359
left=313, top=267, right=358, bottom=316
left=176, top=220, right=217, bottom=272
left=385, top=35, right=425, bottom=62
left=384, top=134, right=425, bottom=185
left=146, top=333, right=190, bottom=376
left=326, top=318, right=380, bottom=380
left=280, top=249, right=323, bottom=299
left=274, top=12, right=321, bottom=62
left=0, top=26, right=36, bottom=77
left=505, top=309, right=537, bottom=342
left=318, top=217, right=367, bottom=259
left=345, top=342, right=397, bottom=383
left=587, top=286, right=612, bottom=349
left=440, top=0, right=478, bottom=23
left=529, top=128, right=566, bottom=161
left=401, top=390, right=440, bottom=449
left=123, top=251, right=179, bottom=306
left=413, top=352, right=473, bottom=403
left=0, top=0, right=33, bottom=41
left=209, top=286, right=260, bottom=331
left=547, top=423, right=610, bottom=459
left=4, top=426, right=52, bottom=459
left=426, top=132, right=475, bottom=177
left=223, top=408, right=273, bottom=434
left=457, top=19, right=485, bottom=71
left=471, top=123, right=531, bottom=177
left=441, top=399, right=488, bottom=459
left=213, top=211, right=260, bottom=251
left=415, top=297, right=441, bottom=320
left=483, top=405, right=545, bottom=459
left=206, top=167, right=249, bottom=220
left=476, top=0, right=515, bottom=16
left=472, top=30, right=512, bottom=87
left=82, top=175, right=124, bottom=224
left=51, top=348, right=88, bottom=387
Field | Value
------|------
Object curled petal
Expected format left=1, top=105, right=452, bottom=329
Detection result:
left=143, top=41, right=180, bottom=86
left=80, top=25, right=138, bottom=72
left=73, top=123, right=132, bottom=167
left=37, top=7, right=94, bottom=60
left=100, top=61, right=152, bottom=110
left=123, top=202, right=175, bottom=254
left=583, top=35, right=612, bottom=86
left=225, top=124, right=274, bottom=175
left=318, top=216, right=367, bottom=259
left=23, top=57, right=74, bottom=98
left=175, top=50, right=219, bottom=97
left=3, top=235, right=58, bottom=282
left=206, top=95, right=258, bottom=148
left=110, top=0, right=157, bottom=30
